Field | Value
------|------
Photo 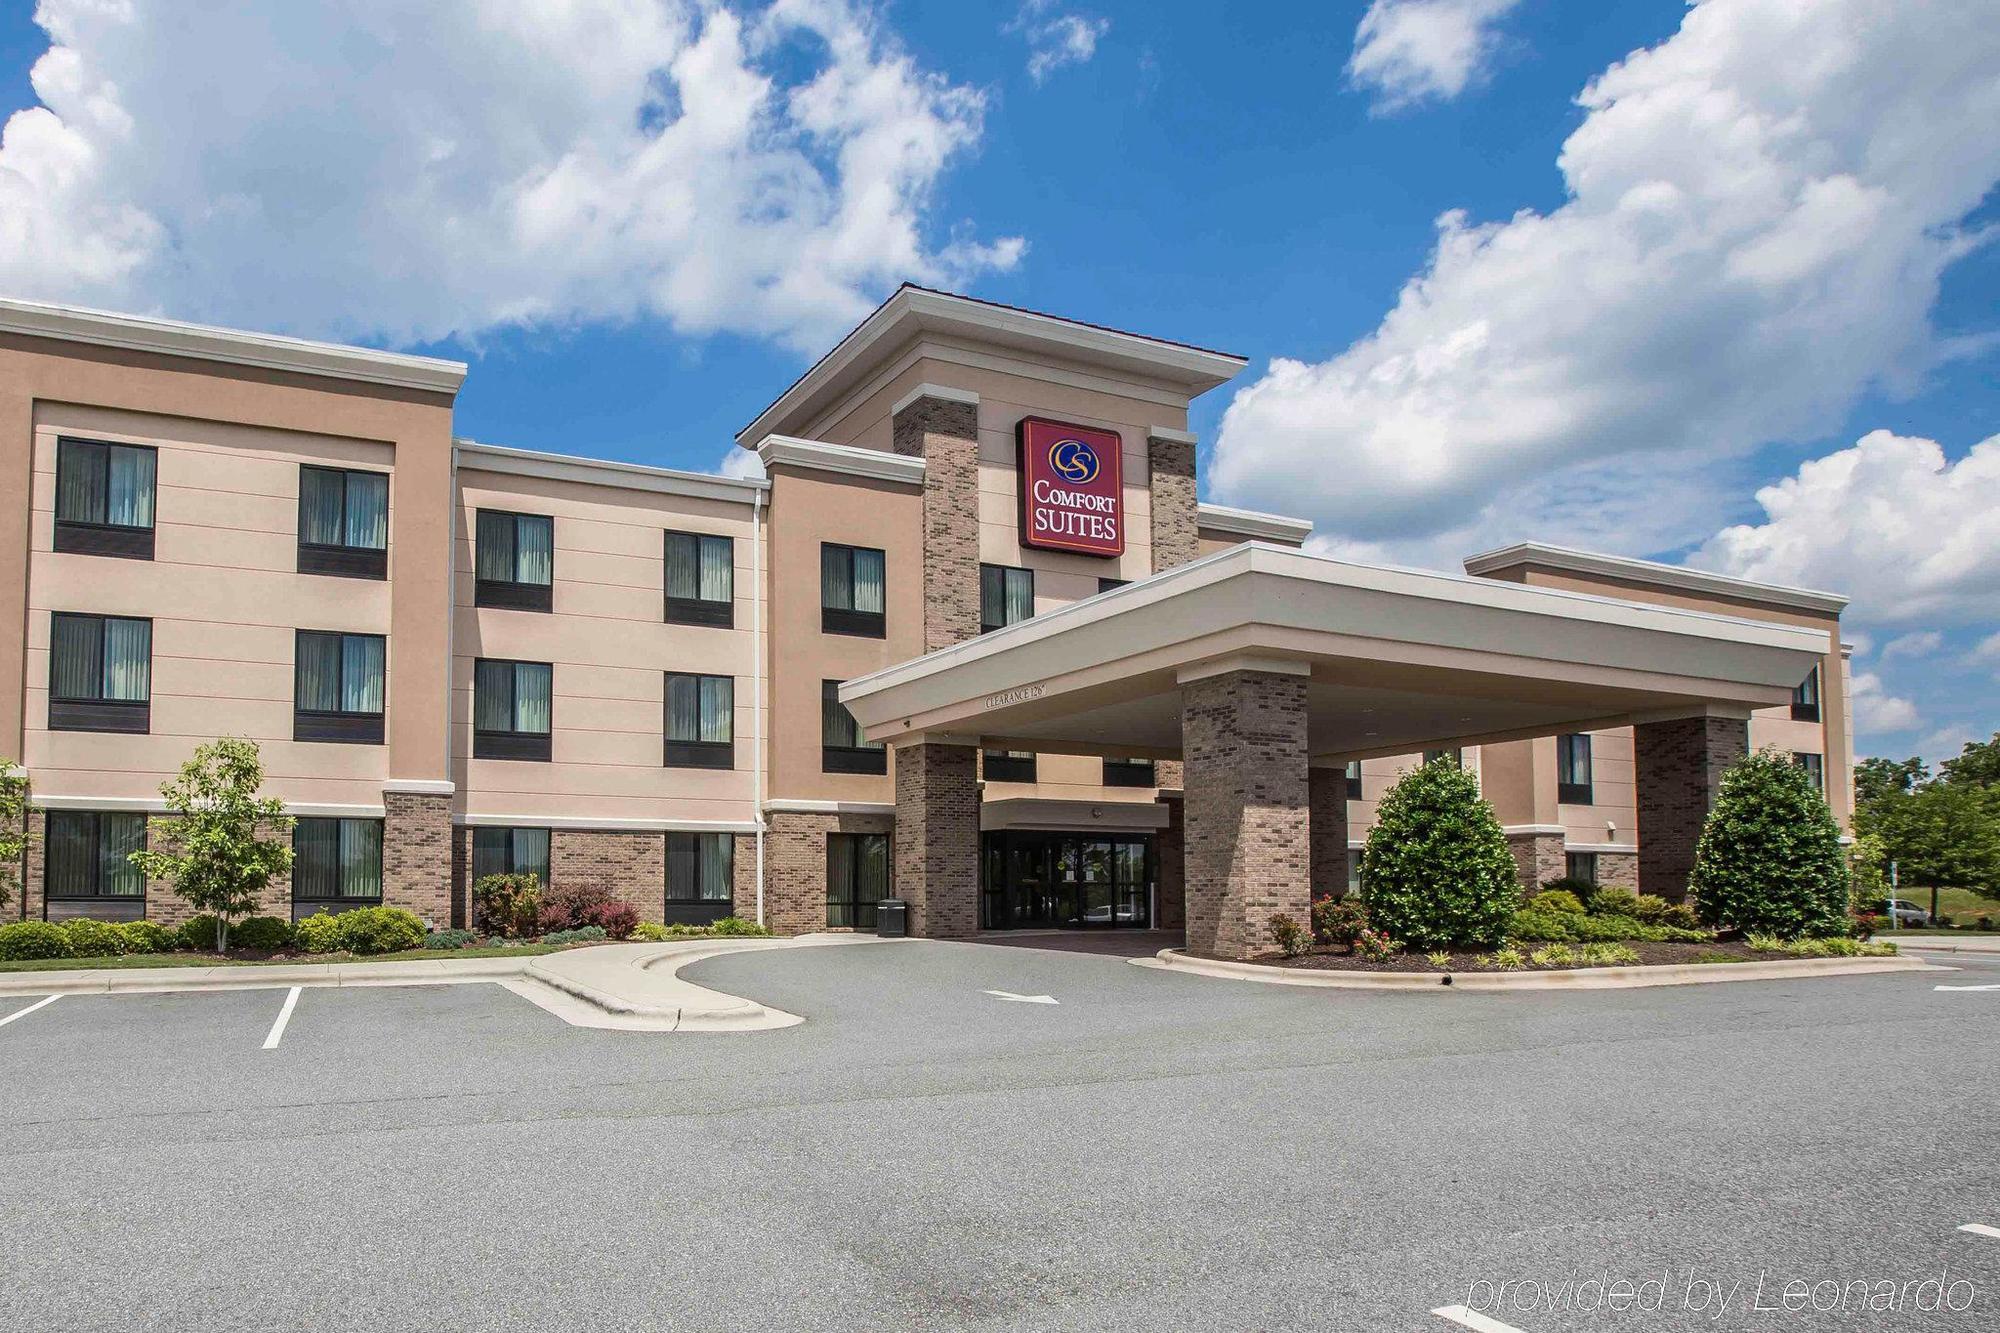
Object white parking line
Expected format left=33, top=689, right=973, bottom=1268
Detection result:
left=1934, top=984, right=2000, bottom=992
left=1961, top=1224, right=2000, bottom=1241
left=0, top=994, right=61, bottom=1028
left=982, top=989, right=1060, bottom=1005
left=262, top=986, right=302, bottom=1050
left=1432, top=1304, right=1528, bottom=1332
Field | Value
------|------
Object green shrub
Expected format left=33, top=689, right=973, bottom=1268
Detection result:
left=422, top=928, right=478, bottom=950
left=472, top=872, right=542, bottom=938
left=1509, top=908, right=1578, bottom=942
left=1351, top=927, right=1400, bottom=961
left=1529, top=943, right=1577, bottom=968
left=293, top=912, right=343, bottom=953
left=177, top=914, right=223, bottom=952
left=1587, top=886, right=1640, bottom=918
left=334, top=906, right=425, bottom=955
left=1268, top=913, right=1310, bottom=958
left=1425, top=950, right=1452, bottom=968
left=0, top=920, right=76, bottom=961
left=628, top=922, right=670, bottom=942
left=1360, top=759, right=1520, bottom=948
left=1577, top=942, right=1640, bottom=966
left=542, top=925, right=608, bottom=946
left=1485, top=944, right=1528, bottom=970
left=230, top=916, right=293, bottom=952
left=118, top=919, right=177, bottom=954
left=1655, top=901, right=1701, bottom=930
left=707, top=916, right=771, bottom=937
left=1530, top=888, right=1586, bottom=916
left=1311, top=895, right=1369, bottom=947
left=1690, top=748, right=1849, bottom=939
left=1539, top=876, right=1600, bottom=907
left=59, top=918, right=130, bottom=958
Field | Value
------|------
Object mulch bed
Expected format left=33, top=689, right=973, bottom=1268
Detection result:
left=1249, top=939, right=1789, bottom=972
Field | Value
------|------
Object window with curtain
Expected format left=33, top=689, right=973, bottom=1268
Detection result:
left=979, top=564, right=1034, bottom=634
left=474, top=510, right=555, bottom=610
left=294, top=630, right=386, bottom=743
left=55, top=438, right=157, bottom=559
left=983, top=750, right=1036, bottom=783
left=471, top=826, right=550, bottom=887
left=49, top=612, right=151, bottom=733
left=664, top=672, right=734, bottom=768
left=1565, top=852, right=1599, bottom=886
left=298, top=465, right=389, bottom=578
left=821, top=679, right=886, bottom=774
left=291, top=818, right=384, bottom=913
left=1557, top=733, right=1594, bottom=805
left=666, top=832, right=735, bottom=923
left=664, top=530, right=734, bottom=627
left=1102, top=756, right=1155, bottom=788
left=1345, top=760, right=1363, bottom=800
left=1791, top=666, right=1822, bottom=722
left=44, top=811, right=148, bottom=919
left=1794, top=751, right=1825, bottom=792
left=474, top=658, right=554, bottom=760
left=827, top=833, right=889, bottom=929
left=820, top=543, right=887, bottom=637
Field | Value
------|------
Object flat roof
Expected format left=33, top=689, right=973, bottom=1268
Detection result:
left=0, top=294, right=467, bottom=395
left=454, top=439, right=766, bottom=505
left=1462, top=542, right=1847, bottom=616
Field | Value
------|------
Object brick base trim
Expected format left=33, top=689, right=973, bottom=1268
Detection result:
left=383, top=791, right=452, bottom=928
left=1309, top=767, right=1350, bottom=901
left=1508, top=832, right=1566, bottom=894
left=764, top=809, right=895, bottom=936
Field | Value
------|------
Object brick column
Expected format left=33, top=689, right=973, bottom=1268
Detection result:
left=892, top=391, right=981, bottom=652
left=1148, top=429, right=1198, bottom=573
left=1635, top=714, right=1748, bottom=902
left=19, top=807, right=44, bottom=921
left=1153, top=793, right=1185, bottom=932
left=1506, top=831, right=1566, bottom=893
left=1181, top=667, right=1309, bottom=961
left=382, top=790, right=452, bottom=927
left=893, top=740, right=979, bottom=938
left=1309, top=766, right=1349, bottom=901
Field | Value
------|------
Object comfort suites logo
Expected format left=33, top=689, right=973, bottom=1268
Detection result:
left=1017, top=417, right=1124, bottom=558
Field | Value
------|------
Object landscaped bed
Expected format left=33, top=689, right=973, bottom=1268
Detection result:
left=1252, top=935, right=1896, bottom=973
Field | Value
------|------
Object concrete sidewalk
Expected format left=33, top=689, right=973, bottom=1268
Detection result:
left=1884, top=933, right=2000, bottom=954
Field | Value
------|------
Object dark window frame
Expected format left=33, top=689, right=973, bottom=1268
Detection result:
left=979, top=563, right=1034, bottom=635
left=821, top=679, right=886, bottom=775
left=1557, top=733, right=1594, bottom=806
left=473, top=658, right=553, bottom=761
left=471, top=826, right=551, bottom=887
left=665, top=832, right=736, bottom=925
left=1565, top=851, right=1599, bottom=886
left=664, top=530, right=735, bottom=628
left=48, top=611, right=151, bottom=733
left=293, top=629, right=387, bottom=744
left=1794, top=751, right=1826, bottom=792
left=1102, top=756, right=1155, bottom=788
left=290, top=817, right=385, bottom=919
left=54, top=437, right=157, bottom=560
left=982, top=750, right=1037, bottom=783
left=474, top=509, right=555, bottom=612
left=664, top=672, right=735, bottom=769
left=297, top=464, right=389, bottom=579
left=826, top=832, right=890, bottom=929
left=1791, top=666, right=1822, bottom=722
left=820, top=542, right=887, bottom=638
left=42, top=810, right=149, bottom=921
left=1345, top=760, right=1363, bottom=801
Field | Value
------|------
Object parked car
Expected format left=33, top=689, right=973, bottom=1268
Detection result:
left=1884, top=898, right=1931, bottom=928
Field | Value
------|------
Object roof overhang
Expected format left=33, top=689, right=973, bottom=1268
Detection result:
left=980, top=798, right=1171, bottom=834
left=1463, top=542, right=1847, bottom=616
left=840, top=544, right=1828, bottom=763
left=1196, top=502, right=1314, bottom=544
left=738, top=286, right=1248, bottom=445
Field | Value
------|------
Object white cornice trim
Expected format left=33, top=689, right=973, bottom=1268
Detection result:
left=1196, top=502, right=1314, bottom=544
left=1147, top=426, right=1197, bottom=445
left=0, top=294, right=467, bottom=394
left=455, top=440, right=766, bottom=505
left=891, top=382, right=979, bottom=417
left=980, top=798, right=1171, bottom=833
left=457, top=814, right=761, bottom=833
left=763, top=799, right=897, bottom=817
left=755, top=433, right=926, bottom=486
left=1502, top=824, right=1569, bottom=837
left=1463, top=542, right=1847, bottom=616
left=32, top=795, right=386, bottom=818
left=1563, top=842, right=1639, bottom=855
left=384, top=779, right=455, bottom=796
left=1175, top=651, right=1312, bottom=685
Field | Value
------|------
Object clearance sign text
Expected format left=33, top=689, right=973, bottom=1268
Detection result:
left=1016, top=417, right=1124, bottom=558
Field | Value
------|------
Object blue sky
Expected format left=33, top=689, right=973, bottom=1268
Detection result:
left=1, top=0, right=1994, bottom=765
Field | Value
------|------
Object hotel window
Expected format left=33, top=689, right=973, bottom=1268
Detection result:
left=474, top=659, right=553, bottom=761
left=1346, top=856, right=1363, bottom=897
left=979, top=564, right=1034, bottom=634
left=297, top=465, right=389, bottom=579
left=1423, top=748, right=1462, bottom=768
left=44, top=811, right=148, bottom=921
left=1346, top=760, right=1363, bottom=800
left=49, top=613, right=151, bottom=733
left=475, top=510, right=554, bottom=611
left=1565, top=852, right=1599, bottom=886
left=664, top=530, right=733, bottom=627
left=1103, top=756, right=1155, bottom=787
left=665, top=672, right=734, bottom=769
left=827, top=832, right=889, bottom=929
left=666, top=833, right=735, bottom=925
left=1557, top=733, right=1594, bottom=805
left=1794, top=751, right=1825, bottom=792
left=54, top=438, right=156, bottom=559
left=1098, top=577, right=1129, bottom=594
left=1791, top=666, right=1822, bottom=722
left=472, top=826, right=550, bottom=887
left=291, top=818, right=383, bottom=917
left=294, top=630, right=386, bottom=744
left=821, top=680, right=886, bottom=775
left=821, top=543, right=886, bottom=637
left=983, top=750, right=1037, bottom=783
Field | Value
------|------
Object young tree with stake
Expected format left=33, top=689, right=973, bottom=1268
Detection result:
left=131, top=737, right=293, bottom=951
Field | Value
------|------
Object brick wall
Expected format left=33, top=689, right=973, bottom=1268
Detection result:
left=1635, top=715, right=1748, bottom=902
left=892, top=395, right=981, bottom=653
left=22, top=809, right=291, bottom=926
left=1309, top=766, right=1349, bottom=900
left=549, top=828, right=666, bottom=923
left=892, top=741, right=979, bottom=938
left=1147, top=432, right=1198, bottom=573
left=1154, top=793, right=1185, bottom=931
left=1507, top=832, right=1566, bottom=894
left=1595, top=851, right=1639, bottom=891
left=764, top=809, right=896, bottom=936
left=1181, top=669, right=1309, bottom=961
left=383, top=791, right=452, bottom=928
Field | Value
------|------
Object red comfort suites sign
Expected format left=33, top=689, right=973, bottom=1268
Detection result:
left=1016, top=417, right=1124, bottom=558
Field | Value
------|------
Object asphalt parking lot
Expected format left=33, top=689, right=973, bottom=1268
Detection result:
left=0, top=942, right=1995, bottom=1332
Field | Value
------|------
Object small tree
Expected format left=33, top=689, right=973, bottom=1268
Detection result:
left=1845, top=831, right=1890, bottom=914
left=0, top=760, right=29, bottom=912
left=1690, top=748, right=1847, bottom=939
left=1360, top=756, right=1520, bottom=949
left=131, top=738, right=293, bottom=951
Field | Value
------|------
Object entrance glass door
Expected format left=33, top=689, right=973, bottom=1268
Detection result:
left=980, top=831, right=1153, bottom=930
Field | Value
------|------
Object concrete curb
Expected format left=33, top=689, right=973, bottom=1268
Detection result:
left=1134, top=948, right=1944, bottom=991
left=1884, top=936, right=2000, bottom=955
left=520, top=938, right=809, bottom=1032
left=0, top=958, right=531, bottom=996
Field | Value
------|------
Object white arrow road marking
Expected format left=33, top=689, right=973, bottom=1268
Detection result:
left=263, top=986, right=302, bottom=1049
left=1432, top=1305, right=1528, bottom=1333
left=982, top=989, right=1059, bottom=1005
left=1961, top=1224, right=2000, bottom=1241
left=1933, top=984, right=2000, bottom=991
left=0, top=994, right=61, bottom=1028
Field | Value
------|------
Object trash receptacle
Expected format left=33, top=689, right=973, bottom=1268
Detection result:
left=876, top=898, right=907, bottom=938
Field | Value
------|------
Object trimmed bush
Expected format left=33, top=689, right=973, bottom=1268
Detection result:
left=1529, top=888, right=1586, bottom=916
left=1587, top=886, right=1640, bottom=918
left=422, top=928, right=478, bottom=950
left=1268, top=913, right=1310, bottom=957
left=708, top=917, right=772, bottom=937
left=1509, top=908, right=1578, bottom=942
left=59, top=918, right=130, bottom=958
left=1312, top=895, right=1368, bottom=947
left=1350, top=927, right=1400, bottom=961
left=1360, top=759, right=1521, bottom=949
left=177, top=914, right=223, bottom=952
left=334, top=906, right=425, bottom=955
left=542, top=925, right=608, bottom=946
left=538, top=881, right=618, bottom=934
left=628, top=922, right=670, bottom=942
left=585, top=900, right=638, bottom=941
left=231, top=916, right=293, bottom=952
left=0, top=920, right=76, bottom=961
left=1690, top=749, right=1849, bottom=939
left=1538, top=876, right=1600, bottom=907
left=472, top=873, right=541, bottom=938
left=118, top=919, right=177, bottom=954
left=293, top=912, right=344, bottom=954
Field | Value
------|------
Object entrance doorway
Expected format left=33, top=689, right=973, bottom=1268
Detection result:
left=980, top=831, right=1153, bottom=930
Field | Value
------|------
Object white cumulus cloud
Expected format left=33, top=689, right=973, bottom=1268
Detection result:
left=1850, top=671, right=1920, bottom=735
left=1008, top=3, right=1110, bottom=85
left=1218, top=0, right=2000, bottom=557
left=0, top=0, right=1021, bottom=352
left=1347, top=0, right=1521, bottom=112
left=1881, top=631, right=1943, bottom=659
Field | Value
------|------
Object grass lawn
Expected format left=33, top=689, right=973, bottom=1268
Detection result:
left=1887, top=886, right=2000, bottom=923
left=0, top=942, right=569, bottom=973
